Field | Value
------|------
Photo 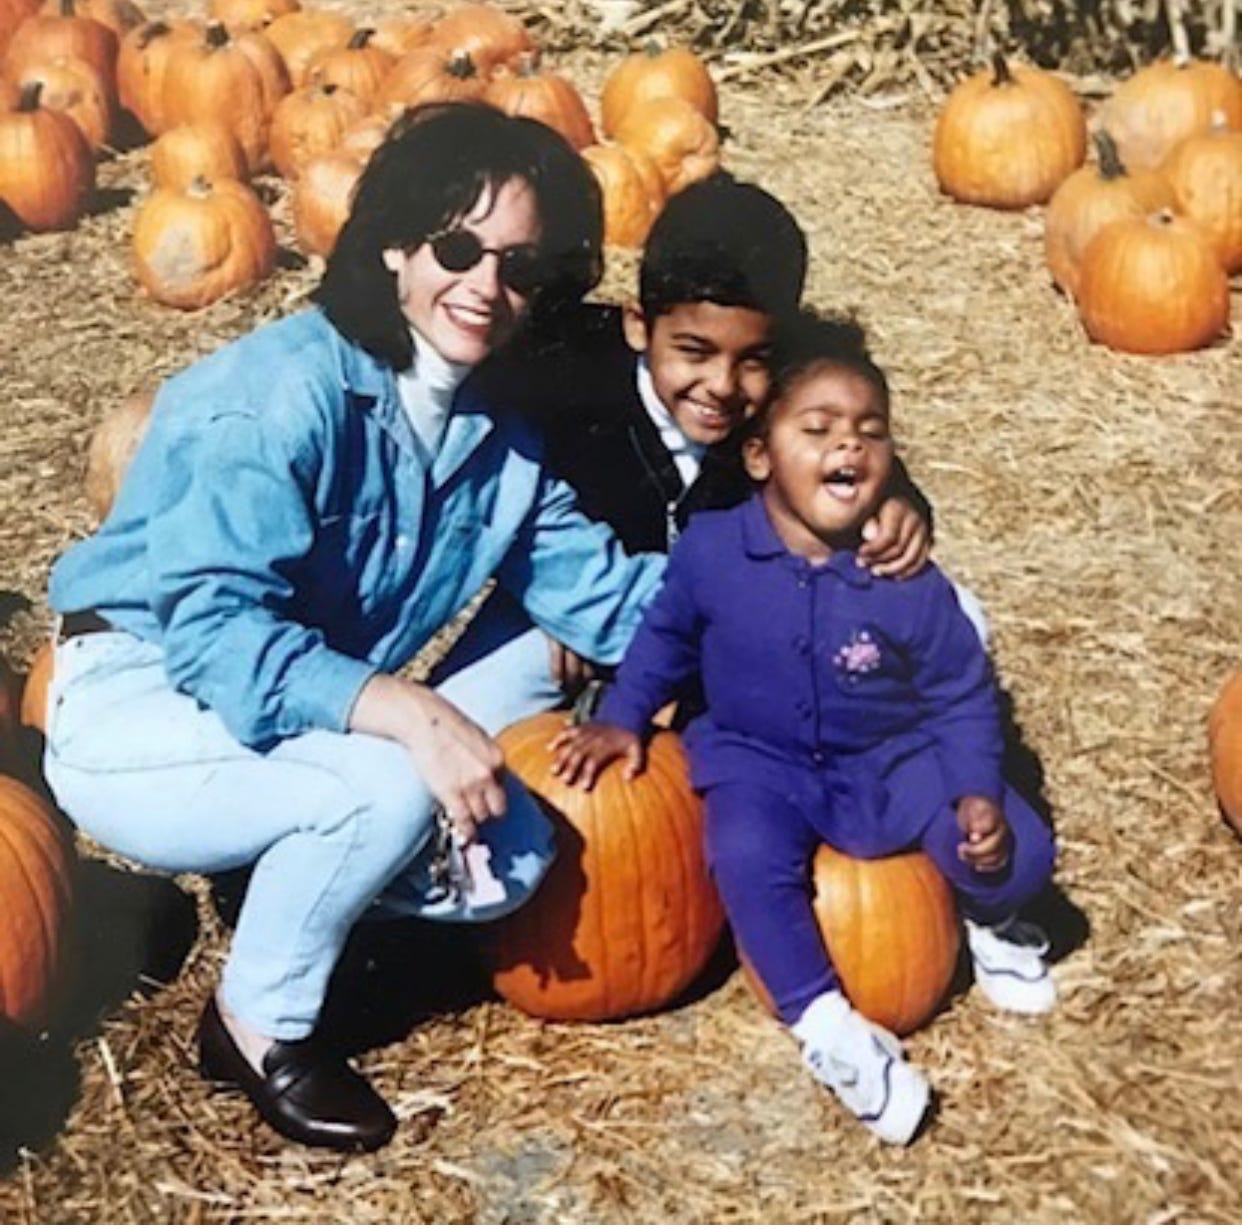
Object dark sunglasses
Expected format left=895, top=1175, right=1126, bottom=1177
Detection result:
left=426, top=228, right=543, bottom=295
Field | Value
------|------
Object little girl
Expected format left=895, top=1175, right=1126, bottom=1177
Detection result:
left=550, top=310, right=1057, bottom=1147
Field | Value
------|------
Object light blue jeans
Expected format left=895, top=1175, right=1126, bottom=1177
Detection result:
left=44, top=603, right=564, bottom=1042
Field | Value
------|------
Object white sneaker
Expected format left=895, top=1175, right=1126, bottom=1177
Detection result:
left=965, top=916, right=1056, bottom=1014
left=792, top=991, right=931, bottom=1146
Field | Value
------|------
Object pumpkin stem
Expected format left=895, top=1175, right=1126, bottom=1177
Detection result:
left=642, top=38, right=665, bottom=57
left=206, top=22, right=230, bottom=49
left=59, top=0, right=76, bottom=17
left=348, top=27, right=374, bottom=49
left=571, top=679, right=607, bottom=726
left=187, top=174, right=213, bottom=198
left=1094, top=130, right=1126, bottom=180
left=512, top=49, right=542, bottom=77
left=990, top=50, right=1012, bottom=86
left=137, top=20, right=171, bottom=48
left=446, top=50, right=477, bottom=80
left=17, top=81, right=44, bottom=112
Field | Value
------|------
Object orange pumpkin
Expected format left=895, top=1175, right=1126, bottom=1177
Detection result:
left=746, top=847, right=960, bottom=1036
left=150, top=120, right=247, bottom=190
left=163, top=22, right=290, bottom=175
left=0, top=0, right=41, bottom=59
left=1098, top=57, right=1242, bottom=172
left=291, top=146, right=360, bottom=257
left=368, top=14, right=435, bottom=61
left=208, top=0, right=298, bottom=35
left=20, top=640, right=52, bottom=733
left=3, top=0, right=117, bottom=81
left=1044, top=129, right=1177, bottom=297
left=305, top=26, right=391, bottom=108
left=484, top=51, right=594, bottom=149
left=268, top=80, right=365, bottom=180
left=431, top=2, right=531, bottom=77
left=263, top=6, right=350, bottom=88
left=1076, top=208, right=1230, bottom=355
left=1209, top=670, right=1242, bottom=834
left=116, top=18, right=199, bottom=136
left=12, top=52, right=115, bottom=150
left=601, top=42, right=717, bottom=138
left=485, top=709, right=725, bottom=1021
left=84, top=387, right=154, bottom=519
left=1159, top=119, right=1242, bottom=273
left=39, top=0, right=142, bottom=38
left=581, top=141, right=665, bottom=247
left=132, top=175, right=276, bottom=309
left=612, top=94, right=719, bottom=196
left=337, top=109, right=388, bottom=161
left=933, top=52, right=1086, bottom=208
left=0, top=79, right=94, bottom=230
left=0, top=775, right=74, bottom=1030
left=378, top=46, right=482, bottom=114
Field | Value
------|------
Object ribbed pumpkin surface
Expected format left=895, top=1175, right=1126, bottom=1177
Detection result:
left=489, top=710, right=724, bottom=1021
left=0, top=776, right=74, bottom=1029
left=1209, top=670, right=1242, bottom=834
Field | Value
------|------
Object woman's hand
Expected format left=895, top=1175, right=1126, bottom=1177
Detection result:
left=859, top=495, right=931, bottom=579
left=549, top=720, right=645, bottom=791
left=349, top=673, right=507, bottom=839
left=956, top=795, right=1010, bottom=873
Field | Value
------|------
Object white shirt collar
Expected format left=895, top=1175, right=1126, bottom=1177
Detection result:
left=635, top=356, right=706, bottom=488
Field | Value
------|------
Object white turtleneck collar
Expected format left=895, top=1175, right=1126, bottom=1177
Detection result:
left=394, top=327, right=472, bottom=461
left=635, top=355, right=707, bottom=489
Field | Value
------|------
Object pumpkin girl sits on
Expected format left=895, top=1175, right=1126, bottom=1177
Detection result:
left=40, top=102, right=665, bottom=1153
left=551, top=310, right=1058, bottom=1147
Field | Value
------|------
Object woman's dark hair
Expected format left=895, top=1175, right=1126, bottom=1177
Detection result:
left=314, top=102, right=603, bottom=370
left=638, top=172, right=807, bottom=322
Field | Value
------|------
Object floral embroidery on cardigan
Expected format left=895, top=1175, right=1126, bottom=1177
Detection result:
left=833, top=629, right=882, bottom=680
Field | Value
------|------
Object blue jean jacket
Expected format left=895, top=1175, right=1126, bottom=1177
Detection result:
left=50, top=309, right=664, bottom=749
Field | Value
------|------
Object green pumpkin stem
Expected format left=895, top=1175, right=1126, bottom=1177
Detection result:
left=1094, top=130, right=1126, bottom=179
left=990, top=50, right=1012, bottom=86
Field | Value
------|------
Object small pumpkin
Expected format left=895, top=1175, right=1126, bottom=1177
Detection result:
left=933, top=51, right=1086, bottom=209
left=268, top=80, right=365, bottom=180
left=132, top=174, right=276, bottom=309
left=613, top=94, right=719, bottom=196
left=116, top=18, right=198, bottom=136
left=431, top=2, right=531, bottom=77
left=304, top=26, right=392, bottom=108
left=744, top=847, right=960, bottom=1037
left=0, top=79, right=94, bottom=230
left=291, top=146, right=360, bottom=257
left=39, top=0, right=141, bottom=37
left=581, top=141, right=665, bottom=247
left=484, top=51, right=594, bottom=149
left=1076, top=208, right=1230, bottom=355
left=368, top=14, right=435, bottom=61
left=150, top=120, right=247, bottom=190
left=0, top=775, right=75, bottom=1030
left=3, top=0, right=118, bottom=82
left=262, top=6, right=350, bottom=88
left=601, top=42, right=717, bottom=138
left=20, top=640, right=52, bottom=733
left=485, top=708, right=725, bottom=1022
left=1098, top=57, right=1242, bottom=172
left=1210, top=670, right=1242, bottom=835
left=208, top=0, right=298, bottom=35
left=84, top=387, right=154, bottom=519
left=1044, top=129, right=1177, bottom=297
left=12, top=52, right=115, bottom=150
left=1159, top=118, right=1242, bottom=273
left=378, top=45, right=482, bottom=113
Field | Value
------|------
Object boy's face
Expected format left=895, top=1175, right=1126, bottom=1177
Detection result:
left=742, top=362, right=894, bottom=560
left=623, top=301, right=774, bottom=447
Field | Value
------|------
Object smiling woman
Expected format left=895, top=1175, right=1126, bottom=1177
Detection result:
left=38, top=102, right=664, bottom=1153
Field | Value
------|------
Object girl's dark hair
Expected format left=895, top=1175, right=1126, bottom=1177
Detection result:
left=638, top=172, right=807, bottom=321
left=314, top=102, right=603, bottom=370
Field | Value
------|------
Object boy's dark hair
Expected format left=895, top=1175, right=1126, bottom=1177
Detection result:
left=314, top=102, right=604, bottom=371
left=638, top=172, right=807, bottom=321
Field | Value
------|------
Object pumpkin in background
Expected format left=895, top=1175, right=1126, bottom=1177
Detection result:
left=44, top=0, right=143, bottom=38
left=263, top=7, right=351, bottom=88
left=0, top=776, right=74, bottom=1030
left=0, top=80, right=94, bottom=231
left=208, top=0, right=297, bottom=35
left=1076, top=208, right=1229, bottom=354
left=933, top=52, right=1086, bottom=208
left=116, top=18, right=198, bottom=136
left=1159, top=120, right=1242, bottom=273
left=268, top=80, right=365, bottom=180
left=581, top=141, right=665, bottom=247
left=368, top=13, right=434, bottom=61
left=1098, top=57, right=1242, bottom=172
left=291, top=146, right=360, bottom=256
left=484, top=51, right=594, bottom=150
left=151, top=120, right=247, bottom=190
left=20, top=640, right=52, bottom=733
left=601, top=42, right=717, bottom=138
left=1209, top=670, right=1242, bottom=835
left=1044, top=129, right=1176, bottom=296
left=84, top=387, right=154, bottom=520
left=613, top=94, right=719, bottom=195
left=12, top=53, right=116, bottom=151
left=305, top=27, right=391, bottom=108
left=3, top=0, right=118, bottom=80
left=0, top=0, right=41, bottom=58
left=431, top=2, right=531, bottom=77
left=745, top=847, right=960, bottom=1037
left=337, top=108, right=387, bottom=160
left=132, top=174, right=276, bottom=309
left=485, top=709, right=725, bottom=1021
left=378, top=45, right=482, bottom=113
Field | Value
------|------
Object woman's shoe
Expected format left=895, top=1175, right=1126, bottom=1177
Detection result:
left=197, top=997, right=397, bottom=1151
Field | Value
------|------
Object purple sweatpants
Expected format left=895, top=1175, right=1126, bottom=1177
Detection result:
left=704, top=779, right=1056, bottom=1025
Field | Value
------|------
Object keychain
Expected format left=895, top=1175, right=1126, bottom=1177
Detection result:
left=427, top=807, right=506, bottom=909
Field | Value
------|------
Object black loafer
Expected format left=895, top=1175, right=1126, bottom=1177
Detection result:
left=197, top=997, right=397, bottom=1152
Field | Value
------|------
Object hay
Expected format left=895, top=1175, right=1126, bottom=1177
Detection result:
left=1, top=5, right=1242, bottom=1223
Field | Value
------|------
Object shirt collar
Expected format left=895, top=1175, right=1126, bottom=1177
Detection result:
left=740, top=493, right=873, bottom=587
left=636, top=356, right=708, bottom=467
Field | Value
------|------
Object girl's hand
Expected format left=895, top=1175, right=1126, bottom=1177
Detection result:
left=956, top=795, right=1010, bottom=872
left=349, top=673, right=507, bottom=838
left=859, top=495, right=931, bottom=579
left=549, top=721, right=645, bottom=791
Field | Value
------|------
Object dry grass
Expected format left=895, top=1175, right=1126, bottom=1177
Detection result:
left=1, top=4, right=1241, bottom=1223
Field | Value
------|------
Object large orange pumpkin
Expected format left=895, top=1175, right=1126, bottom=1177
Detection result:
left=612, top=94, right=720, bottom=196
left=262, top=6, right=351, bottom=88
left=1075, top=208, right=1230, bottom=355
left=150, top=120, right=247, bottom=191
left=291, top=146, right=360, bottom=257
left=0, top=775, right=75, bottom=1030
left=486, top=709, right=725, bottom=1021
left=378, top=45, right=483, bottom=114
left=0, top=0, right=41, bottom=59
left=746, top=847, right=959, bottom=1036
left=115, top=18, right=199, bottom=136
left=268, top=80, right=365, bottom=180
left=581, top=141, right=665, bottom=247
left=484, top=51, right=594, bottom=150
left=1209, top=670, right=1242, bottom=835
left=12, top=52, right=116, bottom=151
left=431, top=2, right=531, bottom=77
left=305, top=26, right=392, bottom=108
left=1159, top=119, right=1242, bottom=273
left=3, top=0, right=118, bottom=83
left=933, top=52, right=1086, bottom=208
left=601, top=42, right=717, bottom=138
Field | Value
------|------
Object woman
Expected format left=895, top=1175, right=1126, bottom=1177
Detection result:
left=42, top=103, right=663, bottom=1152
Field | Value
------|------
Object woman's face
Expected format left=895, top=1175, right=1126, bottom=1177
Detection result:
left=383, top=176, right=542, bottom=367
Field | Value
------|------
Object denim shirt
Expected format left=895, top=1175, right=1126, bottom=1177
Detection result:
left=49, top=309, right=665, bottom=749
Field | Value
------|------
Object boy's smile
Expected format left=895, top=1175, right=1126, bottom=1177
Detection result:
left=623, top=301, right=774, bottom=447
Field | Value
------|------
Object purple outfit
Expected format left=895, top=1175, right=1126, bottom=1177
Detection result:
left=597, top=494, right=1055, bottom=1024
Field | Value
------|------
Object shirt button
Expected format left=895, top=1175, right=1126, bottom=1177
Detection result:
left=395, top=533, right=411, bottom=551
left=812, top=750, right=826, bottom=766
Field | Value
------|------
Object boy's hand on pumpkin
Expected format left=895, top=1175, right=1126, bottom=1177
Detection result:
left=956, top=795, right=1010, bottom=872
left=549, top=721, right=645, bottom=791
left=859, top=496, right=931, bottom=579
